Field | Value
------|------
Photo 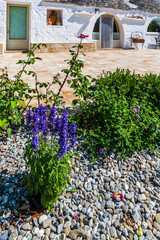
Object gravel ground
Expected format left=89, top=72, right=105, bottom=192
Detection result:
left=0, top=128, right=160, bottom=240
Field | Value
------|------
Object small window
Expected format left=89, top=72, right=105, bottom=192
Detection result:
left=147, top=19, right=160, bottom=32
left=113, top=19, right=120, bottom=40
left=92, top=18, right=100, bottom=40
left=47, top=10, right=62, bottom=26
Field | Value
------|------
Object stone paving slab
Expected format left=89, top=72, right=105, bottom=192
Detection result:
left=0, top=49, right=160, bottom=106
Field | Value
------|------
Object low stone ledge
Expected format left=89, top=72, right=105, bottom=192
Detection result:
left=30, top=42, right=96, bottom=53
left=0, top=44, right=4, bottom=55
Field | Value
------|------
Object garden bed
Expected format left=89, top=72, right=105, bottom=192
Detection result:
left=0, top=126, right=160, bottom=240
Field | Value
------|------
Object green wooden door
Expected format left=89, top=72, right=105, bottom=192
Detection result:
left=7, top=5, right=28, bottom=50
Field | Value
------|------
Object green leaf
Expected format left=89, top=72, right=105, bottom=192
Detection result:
left=11, top=101, right=17, bottom=109
left=30, top=58, right=35, bottom=64
left=0, top=119, right=7, bottom=128
left=17, top=99, right=25, bottom=106
left=7, top=128, right=12, bottom=138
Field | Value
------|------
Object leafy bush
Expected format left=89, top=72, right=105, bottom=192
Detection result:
left=72, top=69, right=160, bottom=158
left=0, top=67, right=28, bottom=136
left=24, top=105, right=77, bottom=211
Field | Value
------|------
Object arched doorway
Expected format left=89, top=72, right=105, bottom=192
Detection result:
left=92, top=15, right=121, bottom=49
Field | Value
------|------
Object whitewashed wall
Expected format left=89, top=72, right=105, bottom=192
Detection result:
left=0, top=0, right=160, bottom=51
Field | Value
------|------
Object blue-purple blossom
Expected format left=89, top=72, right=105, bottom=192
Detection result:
left=26, top=105, right=77, bottom=158
left=26, top=109, right=32, bottom=127
left=49, top=106, right=56, bottom=129
left=31, top=135, right=39, bottom=152
left=57, top=110, right=69, bottom=158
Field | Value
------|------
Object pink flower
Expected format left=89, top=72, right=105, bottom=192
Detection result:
left=136, top=114, right=140, bottom=118
left=136, top=105, right=141, bottom=109
left=74, top=215, right=78, bottom=222
left=77, top=34, right=89, bottom=39
left=99, top=148, right=104, bottom=154
left=133, top=108, right=137, bottom=113
left=120, top=193, right=124, bottom=202
left=112, top=192, right=119, bottom=199
left=13, top=136, right=17, bottom=139
left=145, top=126, right=148, bottom=130
left=117, top=116, right=120, bottom=119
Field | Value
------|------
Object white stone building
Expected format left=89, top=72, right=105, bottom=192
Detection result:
left=0, top=0, right=160, bottom=54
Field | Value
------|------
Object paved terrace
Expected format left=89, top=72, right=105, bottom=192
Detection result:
left=0, top=49, right=160, bottom=106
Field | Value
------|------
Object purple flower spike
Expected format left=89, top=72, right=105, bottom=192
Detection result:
left=99, top=148, right=104, bottom=154
left=145, top=126, right=148, bottom=130
left=31, top=135, right=39, bottom=152
left=136, top=105, right=141, bottom=109
left=133, top=108, right=137, bottom=113
left=136, top=114, right=140, bottom=119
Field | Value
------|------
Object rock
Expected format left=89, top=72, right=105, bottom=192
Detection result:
left=147, top=220, right=152, bottom=230
left=33, top=218, right=39, bottom=227
left=21, top=223, right=32, bottom=231
left=45, top=228, right=50, bottom=236
left=0, top=231, right=9, bottom=240
left=126, top=192, right=134, bottom=200
left=68, top=229, right=84, bottom=239
left=39, top=215, right=48, bottom=225
left=122, top=228, right=128, bottom=237
left=155, top=213, right=160, bottom=224
left=17, top=236, right=23, bottom=240
left=57, top=224, right=64, bottom=234
left=122, top=205, right=128, bottom=212
left=50, top=233, right=56, bottom=239
left=154, top=222, right=160, bottom=231
left=106, top=201, right=114, bottom=209
left=33, top=228, right=44, bottom=238
left=72, top=205, right=77, bottom=211
left=9, top=233, right=17, bottom=240
left=59, top=233, right=66, bottom=240
left=146, top=230, right=153, bottom=239
left=42, top=219, right=51, bottom=228
left=32, top=237, right=39, bottom=240
left=141, top=222, right=148, bottom=229
left=64, top=221, right=71, bottom=229
left=109, top=227, right=117, bottom=237
left=133, top=212, right=140, bottom=223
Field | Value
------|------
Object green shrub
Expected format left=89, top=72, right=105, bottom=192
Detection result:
left=72, top=69, right=160, bottom=158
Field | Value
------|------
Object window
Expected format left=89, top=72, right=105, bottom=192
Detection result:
left=47, top=10, right=62, bottom=26
left=113, top=19, right=120, bottom=40
left=92, top=18, right=100, bottom=40
left=147, top=19, right=160, bottom=32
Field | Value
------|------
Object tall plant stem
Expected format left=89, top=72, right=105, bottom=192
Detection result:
left=53, top=39, right=82, bottom=106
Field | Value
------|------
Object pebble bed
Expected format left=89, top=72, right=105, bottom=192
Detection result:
left=0, top=129, right=160, bottom=240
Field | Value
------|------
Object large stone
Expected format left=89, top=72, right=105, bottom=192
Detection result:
left=39, top=215, right=48, bottom=225
left=42, top=219, right=51, bottom=228
left=57, top=224, right=64, bottom=234
left=133, top=212, right=140, bottom=223
left=68, top=229, right=84, bottom=239
left=21, top=223, right=32, bottom=231
left=0, top=231, right=9, bottom=240
left=155, top=213, right=160, bottom=224
left=154, top=222, right=160, bottom=231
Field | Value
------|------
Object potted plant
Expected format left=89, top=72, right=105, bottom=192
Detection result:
left=132, top=37, right=145, bottom=43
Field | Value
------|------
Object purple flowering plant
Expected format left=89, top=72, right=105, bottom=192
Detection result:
left=24, top=105, right=77, bottom=211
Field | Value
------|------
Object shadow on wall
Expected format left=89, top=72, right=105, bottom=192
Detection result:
left=68, top=14, right=91, bottom=37
left=148, top=44, right=157, bottom=49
